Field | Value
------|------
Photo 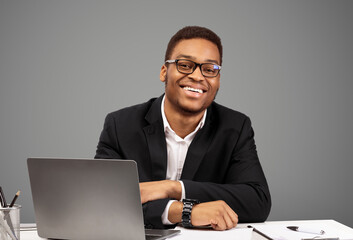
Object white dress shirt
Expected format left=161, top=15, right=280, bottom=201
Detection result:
left=160, top=96, right=207, bottom=224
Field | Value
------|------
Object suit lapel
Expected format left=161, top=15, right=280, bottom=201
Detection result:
left=143, top=96, right=216, bottom=181
left=181, top=105, right=216, bottom=180
left=143, top=96, right=168, bottom=180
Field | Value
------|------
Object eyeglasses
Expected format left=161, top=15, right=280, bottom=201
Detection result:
left=165, top=59, right=221, bottom=77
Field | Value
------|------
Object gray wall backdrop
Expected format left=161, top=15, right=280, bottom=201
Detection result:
left=1, top=0, right=352, bottom=227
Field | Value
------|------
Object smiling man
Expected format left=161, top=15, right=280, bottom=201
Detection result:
left=95, top=26, right=271, bottom=230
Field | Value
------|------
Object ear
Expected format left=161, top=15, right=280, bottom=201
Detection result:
left=160, top=65, right=167, bottom=82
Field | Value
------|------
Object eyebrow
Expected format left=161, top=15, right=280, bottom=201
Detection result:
left=175, top=54, right=220, bottom=65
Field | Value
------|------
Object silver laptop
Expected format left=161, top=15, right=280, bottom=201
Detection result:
left=27, top=158, right=180, bottom=240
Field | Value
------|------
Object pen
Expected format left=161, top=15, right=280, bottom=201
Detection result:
left=248, top=225, right=274, bottom=240
left=287, top=226, right=325, bottom=235
left=0, top=186, right=7, bottom=207
left=9, top=191, right=20, bottom=208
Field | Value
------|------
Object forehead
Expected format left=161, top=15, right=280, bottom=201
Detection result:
left=170, top=38, right=221, bottom=64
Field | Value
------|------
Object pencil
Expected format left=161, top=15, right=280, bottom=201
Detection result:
left=0, top=186, right=7, bottom=207
left=9, top=190, right=20, bottom=208
left=0, top=188, right=4, bottom=207
left=248, top=225, right=274, bottom=240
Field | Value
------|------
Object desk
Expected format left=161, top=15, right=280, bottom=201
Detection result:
left=20, top=220, right=353, bottom=240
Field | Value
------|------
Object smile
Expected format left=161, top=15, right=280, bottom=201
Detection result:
left=183, top=86, right=204, bottom=94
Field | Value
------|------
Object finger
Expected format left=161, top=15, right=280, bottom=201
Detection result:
left=223, top=211, right=235, bottom=230
left=211, top=223, right=220, bottom=230
left=227, top=211, right=238, bottom=228
left=210, top=218, right=226, bottom=231
left=210, top=219, right=220, bottom=231
left=233, top=213, right=239, bottom=227
left=223, top=203, right=238, bottom=228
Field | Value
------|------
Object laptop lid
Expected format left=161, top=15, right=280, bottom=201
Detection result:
left=27, top=158, right=179, bottom=240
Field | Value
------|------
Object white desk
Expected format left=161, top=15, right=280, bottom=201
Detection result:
left=20, top=220, right=353, bottom=240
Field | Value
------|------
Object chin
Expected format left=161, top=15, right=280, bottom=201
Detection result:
left=178, top=104, right=207, bottom=115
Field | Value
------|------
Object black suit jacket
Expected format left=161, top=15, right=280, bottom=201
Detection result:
left=95, top=95, right=271, bottom=228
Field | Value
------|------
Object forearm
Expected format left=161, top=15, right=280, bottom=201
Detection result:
left=140, top=180, right=182, bottom=204
left=182, top=180, right=271, bottom=222
left=167, top=201, right=183, bottom=223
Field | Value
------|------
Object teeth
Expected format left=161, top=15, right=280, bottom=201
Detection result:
left=183, top=86, right=203, bottom=93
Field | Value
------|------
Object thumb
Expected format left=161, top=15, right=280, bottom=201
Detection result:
left=210, top=219, right=219, bottom=230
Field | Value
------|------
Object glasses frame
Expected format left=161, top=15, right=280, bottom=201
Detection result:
left=165, top=59, right=222, bottom=77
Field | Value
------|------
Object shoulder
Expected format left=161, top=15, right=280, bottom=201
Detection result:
left=208, top=102, right=255, bottom=141
left=105, top=97, right=158, bottom=123
left=209, top=102, right=250, bottom=125
left=108, top=97, right=158, bottom=116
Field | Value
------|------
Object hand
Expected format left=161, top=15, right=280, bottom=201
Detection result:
left=139, top=180, right=182, bottom=204
left=168, top=200, right=238, bottom=230
left=192, top=200, right=238, bottom=230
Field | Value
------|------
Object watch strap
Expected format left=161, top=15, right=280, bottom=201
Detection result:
left=182, top=199, right=199, bottom=228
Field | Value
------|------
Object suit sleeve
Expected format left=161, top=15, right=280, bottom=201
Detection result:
left=95, top=113, right=172, bottom=229
left=183, top=117, right=271, bottom=222
left=142, top=199, right=176, bottom=229
left=95, top=113, right=123, bottom=159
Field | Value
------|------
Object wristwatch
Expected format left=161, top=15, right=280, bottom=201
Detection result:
left=182, top=199, right=200, bottom=228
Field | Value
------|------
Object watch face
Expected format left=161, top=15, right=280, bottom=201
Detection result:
left=183, top=199, right=200, bottom=204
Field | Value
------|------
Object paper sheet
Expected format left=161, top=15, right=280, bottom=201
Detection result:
left=169, top=226, right=253, bottom=240
left=253, top=221, right=353, bottom=240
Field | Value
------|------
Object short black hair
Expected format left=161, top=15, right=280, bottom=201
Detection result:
left=164, top=26, right=223, bottom=65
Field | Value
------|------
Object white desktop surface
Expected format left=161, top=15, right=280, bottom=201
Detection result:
left=20, top=220, right=353, bottom=240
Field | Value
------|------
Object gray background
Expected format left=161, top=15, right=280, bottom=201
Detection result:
left=1, top=0, right=352, bottom=227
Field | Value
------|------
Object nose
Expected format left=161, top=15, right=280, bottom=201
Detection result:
left=188, top=65, right=205, bottom=81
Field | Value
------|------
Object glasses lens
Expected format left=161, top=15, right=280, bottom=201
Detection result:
left=176, top=60, right=195, bottom=74
left=201, top=64, right=220, bottom=77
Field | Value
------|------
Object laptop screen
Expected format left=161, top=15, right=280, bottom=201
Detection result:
left=28, top=158, right=147, bottom=240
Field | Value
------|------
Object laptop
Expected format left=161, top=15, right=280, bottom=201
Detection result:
left=27, top=158, right=180, bottom=240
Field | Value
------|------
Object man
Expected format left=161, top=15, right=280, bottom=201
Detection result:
left=95, top=26, right=271, bottom=230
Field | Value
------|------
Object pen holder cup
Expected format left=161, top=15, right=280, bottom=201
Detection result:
left=0, top=205, right=21, bottom=240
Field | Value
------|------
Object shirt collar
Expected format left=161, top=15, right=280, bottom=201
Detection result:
left=161, top=95, right=207, bottom=139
